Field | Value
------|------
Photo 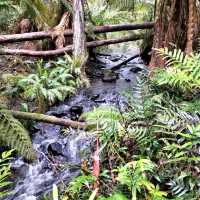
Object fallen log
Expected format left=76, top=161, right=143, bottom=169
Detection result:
left=0, top=34, right=144, bottom=57
left=109, top=54, right=140, bottom=70
left=7, top=110, right=86, bottom=129
left=0, top=22, right=154, bottom=44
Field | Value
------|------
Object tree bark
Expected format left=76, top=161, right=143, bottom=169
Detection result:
left=0, top=22, right=154, bottom=44
left=149, top=0, right=199, bottom=67
left=7, top=110, right=86, bottom=129
left=0, top=34, right=144, bottom=57
left=73, top=0, right=88, bottom=82
left=185, top=0, right=196, bottom=54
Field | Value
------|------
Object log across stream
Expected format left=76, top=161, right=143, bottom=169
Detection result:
left=4, top=51, right=148, bottom=200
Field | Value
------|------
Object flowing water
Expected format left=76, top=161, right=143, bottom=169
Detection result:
left=3, top=52, right=147, bottom=200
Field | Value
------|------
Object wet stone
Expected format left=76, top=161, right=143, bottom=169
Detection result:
left=15, top=195, right=37, bottom=200
left=70, top=106, right=83, bottom=116
left=90, top=94, right=100, bottom=101
left=102, top=69, right=118, bottom=82
left=130, top=66, right=143, bottom=73
left=11, top=160, right=29, bottom=178
left=47, top=105, right=70, bottom=117
left=47, top=142, right=63, bottom=156
left=125, top=78, right=131, bottom=82
left=94, top=99, right=106, bottom=103
left=109, top=55, right=122, bottom=62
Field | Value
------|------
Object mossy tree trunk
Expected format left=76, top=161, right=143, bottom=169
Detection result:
left=150, top=0, right=199, bottom=67
left=73, top=0, right=89, bottom=85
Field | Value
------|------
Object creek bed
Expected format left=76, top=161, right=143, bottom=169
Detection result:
left=4, top=52, right=147, bottom=200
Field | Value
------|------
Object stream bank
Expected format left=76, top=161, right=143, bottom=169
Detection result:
left=4, top=51, right=147, bottom=200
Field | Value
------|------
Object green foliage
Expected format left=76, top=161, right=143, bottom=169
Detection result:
left=74, top=68, right=200, bottom=199
left=19, top=0, right=63, bottom=29
left=65, top=174, right=94, bottom=200
left=98, top=193, right=128, bottom=200
left=0, top=108, right=36, bottom=161
left=13, top=56, right=80, bottom=112
left=116, top=159, right=163, bottom=200
left=87, top=0, right=132, bottom=26
left=107, top=0, right=135, bottom=11
left=0, top=0, right=19, bottom=31
left=154, top=48, right=200, bottom=94
left=0, top=150, right=13, bottom=198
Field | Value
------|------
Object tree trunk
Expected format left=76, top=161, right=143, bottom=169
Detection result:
left=185, top=0, right=196, bottom=54
left=149, top=0, right=198, bottom=67
left=73, top=0, right=88, bottom=84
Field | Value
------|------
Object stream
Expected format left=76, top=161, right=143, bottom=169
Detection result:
left=3, top=50, right=148, bottom=200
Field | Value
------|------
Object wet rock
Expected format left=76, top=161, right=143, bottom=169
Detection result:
left=94, top=99, right=106, bottom=103
left=130, top=64, right=149, bottom=74
left=41, top=160, right=52, bottom=171
left=47, top=105, right=70, bottom=117
left=47, top=142, right=63, bottom=156
left=102, top=69, right=118, bottom=82
left=109, top=55, right=122, bottom=62
left=70, top=106, right=83, bottom=116
left=125, top=78, right=131, bottom=82
left=11, top=160, right=29, bottom=178
left=90, top=94, right=100, bottom=101
left=130, top=66, right=143, bottom=73
left=15, top=195, right=37, bottom=200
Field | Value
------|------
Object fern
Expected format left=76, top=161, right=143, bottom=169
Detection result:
left=0, top=150, right=13, bottom=198
left=19, top=0, right=62, bottom=29
left=87, top=0, right=132, bottom=25
left=116, top=159, right=166, bottom=200
left=16, top=57, right=80, bottom=112
left=0, top=109, right=36, bottom=161
left=154, top=48, right=200, bottom=94
left=107, top=0, right=135, bottom=11
left=65, top=174, right=94, bottom=200
left=166, top=172, right=198, bottom=198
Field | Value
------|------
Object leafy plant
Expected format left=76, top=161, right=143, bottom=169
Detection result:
left=0, top=0, right=19, bottom=31
left=98, top=193, right=128, bottom=200
left=154, top=48, right=200, bottom=94
left=17, top=57, right=80, bottom=113
left=0, top=108, right=36, bottom=161
left=19, top=0, right=63, bottom=29
left=0, top=150, right=13, bottom=198
left=87, top=0, right=132, bottom=26
left=65, top=174, right=94, bottom=200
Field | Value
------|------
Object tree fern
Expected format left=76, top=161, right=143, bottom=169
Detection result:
left=0, top=109, right=36, bottom=161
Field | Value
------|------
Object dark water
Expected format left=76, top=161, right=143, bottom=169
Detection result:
left=4, top=53, right=147, bottom=200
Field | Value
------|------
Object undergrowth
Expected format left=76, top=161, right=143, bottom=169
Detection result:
left=56, top=51, right=200, bottom=200
left=0, top=106, right=36, bottom=161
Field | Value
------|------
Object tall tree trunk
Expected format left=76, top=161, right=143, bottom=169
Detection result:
left=73, top=0, right=89, bottom=85
left=185, top=0, right=196, bottom=54
left=150, top=0, right=198, bottom=67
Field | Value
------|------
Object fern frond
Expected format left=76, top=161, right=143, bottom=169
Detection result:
left=0, top=109, right=36, bottom=161
left=108, top=0, right=135, bottom=11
